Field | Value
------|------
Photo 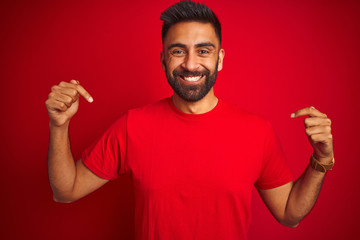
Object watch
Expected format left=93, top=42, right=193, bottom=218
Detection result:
left=310, top=154, right=334, bottom=173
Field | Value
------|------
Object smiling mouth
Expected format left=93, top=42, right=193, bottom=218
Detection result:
left=179, top=75, right=204, bottom=82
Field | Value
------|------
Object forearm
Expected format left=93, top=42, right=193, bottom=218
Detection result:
left=260, top=107, right=334, bottom=227
left=47, top=121, right=77, bottom=202
left=284, top=164, right=326, bottom=226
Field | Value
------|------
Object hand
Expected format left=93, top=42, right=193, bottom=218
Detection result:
left=291, top=106, right=334, bottom=163
left=45, top=80, right=93, bottom=127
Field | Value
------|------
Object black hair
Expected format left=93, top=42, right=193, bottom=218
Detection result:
left=160, top=0, right=222, bottom=45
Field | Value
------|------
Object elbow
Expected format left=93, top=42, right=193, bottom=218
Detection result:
left=278, top=217, right=301, bottom=228
left=283, top=222, right=300, bottom=228
left=51, top=187, right=80, bottom=203
left=53, top=194, right=76, bottom=203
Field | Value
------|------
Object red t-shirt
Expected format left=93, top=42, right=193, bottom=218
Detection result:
left=82, top=97, right=293, bottom=240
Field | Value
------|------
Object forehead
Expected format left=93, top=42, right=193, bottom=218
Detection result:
left=164, top=21, right=219, bottom=48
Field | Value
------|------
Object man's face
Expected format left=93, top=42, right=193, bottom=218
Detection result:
left=161, top=21, right=225, bottom=102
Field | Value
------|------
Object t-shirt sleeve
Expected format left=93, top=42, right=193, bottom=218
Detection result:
left=81, top=113, right=128, bottom=180
left=255, top=121, right=293, bottom=189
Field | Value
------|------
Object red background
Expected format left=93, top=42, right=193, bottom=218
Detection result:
left=1, top=0, right=359, bottom=239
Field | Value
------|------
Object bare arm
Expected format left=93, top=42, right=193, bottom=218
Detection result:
left=46, top=80, right=108, bottom=203
left=258, top=107, right=334, bottom=227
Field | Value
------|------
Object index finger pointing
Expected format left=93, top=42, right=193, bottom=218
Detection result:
left=291, top=106, right=327, bottom=118
left=75, top=84, right=93, bottom=103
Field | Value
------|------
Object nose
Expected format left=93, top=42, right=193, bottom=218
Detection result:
left=181, top=52, right=199, bottom=72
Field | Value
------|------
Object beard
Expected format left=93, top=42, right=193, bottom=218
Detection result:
left=165, top=59, right=219, bottom=102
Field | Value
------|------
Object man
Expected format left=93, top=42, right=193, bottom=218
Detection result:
left=45, top=1, right=334, bottom=239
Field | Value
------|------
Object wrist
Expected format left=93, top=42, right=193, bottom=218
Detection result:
left=313, top=153, right=334, bottom=165
left=310, top=154, right=334, bottom=173
left=49, top=120, right=70, bottom=131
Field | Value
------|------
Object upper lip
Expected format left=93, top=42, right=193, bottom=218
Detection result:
left=180, top=75, right=203, bottom=78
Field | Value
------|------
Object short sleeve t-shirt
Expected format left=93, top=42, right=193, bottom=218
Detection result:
left=82, top=97, right=293, bottom=240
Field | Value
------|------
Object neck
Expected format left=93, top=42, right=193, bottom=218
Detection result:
left=172, top=88, right=218, bottom=114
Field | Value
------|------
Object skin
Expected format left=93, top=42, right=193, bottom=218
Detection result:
left=161, top=22, right=224, bottom=114
left=259, top=107, right=333, bottom=227
left=45, top=21, right=334, bottom=228
left=46, top=80, right=108, bottom=202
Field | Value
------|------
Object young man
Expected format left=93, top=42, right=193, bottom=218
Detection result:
left=45, top=1, right=334, bottom=239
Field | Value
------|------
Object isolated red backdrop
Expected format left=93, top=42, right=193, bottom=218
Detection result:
left=1, top=0, right=359, bottom=239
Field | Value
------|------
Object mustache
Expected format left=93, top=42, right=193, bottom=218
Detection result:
left=173, top=69, right=210, bottom=77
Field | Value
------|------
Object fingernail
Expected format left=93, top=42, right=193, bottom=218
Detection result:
left=290, top=113, right=295, bottom=118
left=88, top=97, right=93, bottom=103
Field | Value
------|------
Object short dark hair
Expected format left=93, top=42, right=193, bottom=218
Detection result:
left=160, top=0, right=222, bottom=45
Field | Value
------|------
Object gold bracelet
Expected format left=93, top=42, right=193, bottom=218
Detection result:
left=310, top=154, right=335, bottom=173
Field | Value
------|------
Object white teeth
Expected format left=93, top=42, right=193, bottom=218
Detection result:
left=183, top=76, right=202, bottom=82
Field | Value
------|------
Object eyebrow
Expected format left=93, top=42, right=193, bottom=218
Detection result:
left=167, top=42, right=215, bottom=50
left=167, top=43, right=186, bottom=50
left=195, top=42, right=215, bottom=48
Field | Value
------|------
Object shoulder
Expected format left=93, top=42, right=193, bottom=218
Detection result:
left=220, top=99, right=269, bottom=128
left=126, top=98, right=170, bottom=123
left=130, top=98, right=169, bottom=114
left=103, top=99, right=168, bottom=131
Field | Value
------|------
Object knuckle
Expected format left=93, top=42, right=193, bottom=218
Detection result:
left=48, top=92, right=55, bottom=99
left=65, top=96, right=73, bottom=105
left=70, top=89, right=78, bottom=96
left=325, top=126, right=331, bottom=132
left=59, top=102, right=66, bottom=110
left=71, top=95, right=78, bottom=102
left=51, top=85, right=58, bottom=92
left=305, top=128, right=311, bottom=136
left=59, top=81, right=66, bottom=86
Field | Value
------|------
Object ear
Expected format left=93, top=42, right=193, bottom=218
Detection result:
left=160, top=51, right=166, bottom=72
left=217, top=49, right=225, bottom=71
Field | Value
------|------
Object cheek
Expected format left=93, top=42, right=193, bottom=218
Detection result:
left=166, top=58, right=182, bottom=72
left=204, top=62, right=216, bottom=73
left=199, top=56, right=217, bottom=70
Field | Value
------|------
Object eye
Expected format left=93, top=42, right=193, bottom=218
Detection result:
left=199, top=49, right=209, bottom=54
left=171, top=49, right=185, bottom=55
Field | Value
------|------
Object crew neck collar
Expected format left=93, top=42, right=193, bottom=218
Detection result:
left=167, top=96, right=223, bottom=120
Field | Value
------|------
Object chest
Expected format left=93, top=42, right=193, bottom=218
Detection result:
left=126, top=118, right=263, bottom=197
